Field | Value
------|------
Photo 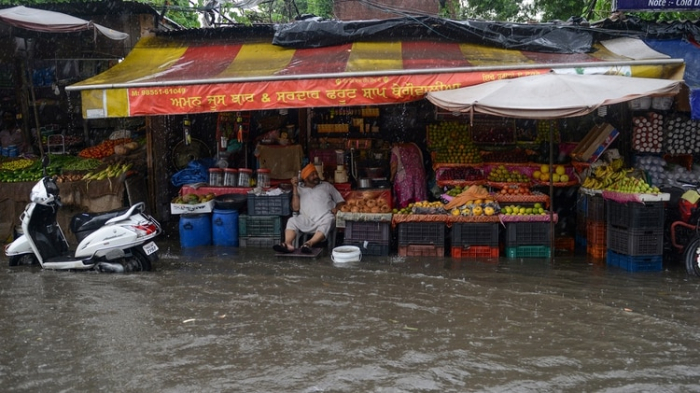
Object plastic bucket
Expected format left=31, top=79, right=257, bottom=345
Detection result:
left=179, top=213, right=212, bottom=248
left=212, top=209, right=239, bottom=247
left=331, top=245, right=362, bottom=263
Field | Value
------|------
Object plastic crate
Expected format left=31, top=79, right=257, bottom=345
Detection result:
left=576, top=214, right=587, bottom=237
left=606, top=250, right=663, bottom=272
left=452, top=222, right=500, bottom=247
left=398, top=222, right=445, bottom=246
left=605, top=200, right=664, bottom=230
left=505, top=222, right=551, bottom=247
left=343, top=240, right=390, bottom=256
left=586, top=221, right=606, bottom=248
left=239, top=236, right=281, bottom=248
left=607, top=226, right=664, bottom=256
left=587, top=195, right=605, bottom=222
left=575, top=234, right=587, bottom=251
left=505, top=245, right=552, bottom=258
left=576, top=191, right=588, bottom=217
left=398, top=244, right=445, bottom=257
left=238, top=215, right=282, bottom=238
left=344, top=221, right=391, bottom=243
left=554, top=236, right=575, bottom=254
left=451, top=245, right=499, bottom=259
left=247, top=192, right=292, bottom=216
left=587, top=243, right=606, bottom=259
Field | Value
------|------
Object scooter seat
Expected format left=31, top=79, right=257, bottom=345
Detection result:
left=70, top=206, right=132, bottom=236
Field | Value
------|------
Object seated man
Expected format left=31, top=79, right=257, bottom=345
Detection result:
left=274, top=162, right=345, bottom=254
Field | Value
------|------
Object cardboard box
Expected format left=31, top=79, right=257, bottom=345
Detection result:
left=170, top=200, right=215, bottom=215
left=571, top=123, right=619, bottom=163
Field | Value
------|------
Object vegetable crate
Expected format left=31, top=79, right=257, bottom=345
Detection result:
left=554, top=236, right=575, bottom=255
left=504, top=222, right=551, bottom=247
left=586, top=221, right=606, bottom=248
left=451, top=222, right=500, bottom=247
left=398, top=222, right=445, bottom=246
left=587, top=195, right=605, bottom=223
left=343, top=221, right=391, bottom=256
left=605, top=200, right=664, bottom=230
left=451, top=245, right=499, bottom=259
left=344, top=240, right=390, bottom=256
left=239, top=236, right=281, bottom=248
left=238, top=215, right=283, bottom=238
left=505, top=245, right=552, bottom=259
left=398, top=244, right=445, bottom=257
left=247, top=192, right=292, bottom=216
left=606, top=250, right=663, bottom=272
left=607, top=226, right=664, bottom=256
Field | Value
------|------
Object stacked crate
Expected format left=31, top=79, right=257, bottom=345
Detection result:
left=586, top=195, right=606, bottom=259
left=605, top=199, right=664, bottom=272
left=575, top=190, right=588, bottom=251
left=397, top=222, right=446, bottom=257
left=451, top=222, right=500, bottom=259
left=342, top=220, right=391, bottom=256
left=504, top=221, right=552, bottom=258
left=239, top=192, right=291, bottom=247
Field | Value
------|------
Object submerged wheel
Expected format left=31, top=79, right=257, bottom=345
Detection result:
left=122, top=250, right=152, bottom=272
left=683, top=237, right=700, bottom=277
left=8, top=253, right=38, bottom=267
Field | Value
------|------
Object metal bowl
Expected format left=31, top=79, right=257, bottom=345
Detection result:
left=214, top=193, right=248, bottom=211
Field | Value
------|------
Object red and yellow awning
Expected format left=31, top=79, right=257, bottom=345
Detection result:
left=67, top=36, right=685, bottom=118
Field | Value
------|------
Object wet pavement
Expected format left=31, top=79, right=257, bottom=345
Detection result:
left=2, top=240, right=700, bottom=392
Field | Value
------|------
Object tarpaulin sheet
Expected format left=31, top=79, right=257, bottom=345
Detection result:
left=67, top=32, right=683, bottom=119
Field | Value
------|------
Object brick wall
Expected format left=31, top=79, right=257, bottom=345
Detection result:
left=334, top=0, right=440, bottom=20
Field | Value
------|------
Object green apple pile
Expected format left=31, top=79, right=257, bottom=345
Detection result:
left=604, top=176, right=660, bottom=194
left=488, top=165, right=529, bottom=183
left=501, top=203, right=547, bottom=216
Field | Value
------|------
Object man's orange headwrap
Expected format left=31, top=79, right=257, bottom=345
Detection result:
left=300, top=162, right=317, bottom=180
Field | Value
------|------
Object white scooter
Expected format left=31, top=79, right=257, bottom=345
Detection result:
left=5, top=170, right=161, bottom=273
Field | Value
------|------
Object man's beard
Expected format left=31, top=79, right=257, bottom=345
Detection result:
left=308, top=177, right=320, bottom=186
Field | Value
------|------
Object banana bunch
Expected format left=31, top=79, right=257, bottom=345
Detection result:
left=582, top=164, right=630, bottom=190
left=82, top=163, right=133, bottom=181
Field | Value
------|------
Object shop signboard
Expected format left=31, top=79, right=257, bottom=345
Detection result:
left=613, top=0, right=700, bottom=11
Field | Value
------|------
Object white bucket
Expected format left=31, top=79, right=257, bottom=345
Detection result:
left=331, top=246, right=362, bottom=263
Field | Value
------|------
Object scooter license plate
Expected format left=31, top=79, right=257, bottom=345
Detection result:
left=143, top=241, right=158, bottom=256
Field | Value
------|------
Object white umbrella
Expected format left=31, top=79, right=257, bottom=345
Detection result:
left=426, top=73, right=682, bottom=120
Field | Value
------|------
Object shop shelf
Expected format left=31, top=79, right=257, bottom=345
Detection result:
left=247, top=192, right=292, bottom=216
left=451, top=245, right=499, bottom=259
left=398, top=222, right=445, bottom=246
left=398, top=244, right=445, bottom=257
left=451, top=222, right=500, bottom=247
left=607, top=226, right=664, bottom=256
left=344, top=221, right=391, bottom=243
left=238, top=215, right=283, bottom=238
left=239, top=236, right=281, bottom=248
left=606, top=250, right=663, bottom=272
left=586, top=221, right=606, bottom=248
left=605, top=200, right=664, bottom=230
left=343, top=240, right=390, bottom=256
left=505, top=245, right=552, bottom=259
left=504, top=222, right=551, bottom=247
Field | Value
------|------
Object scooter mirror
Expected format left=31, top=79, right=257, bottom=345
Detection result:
left=41, top=155, right=50, bottom=176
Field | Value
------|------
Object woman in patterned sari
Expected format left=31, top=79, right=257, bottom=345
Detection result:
left=390, top=142, right=427, bottom=208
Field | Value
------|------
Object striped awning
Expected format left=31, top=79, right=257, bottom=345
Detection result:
left=67, top=36, right=685, bottom=118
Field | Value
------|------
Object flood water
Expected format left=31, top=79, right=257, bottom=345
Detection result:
left=2, top=241, right=700, bottom=393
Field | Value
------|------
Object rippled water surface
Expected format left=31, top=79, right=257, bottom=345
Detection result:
left=2, top=242, right=700, bottom=392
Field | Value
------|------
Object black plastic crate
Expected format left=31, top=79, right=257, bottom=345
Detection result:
left=247, top=192, right=292, bottom=216
left=452, top=222, right=500, bottom=247
left=398, top=222, right=445, bottom=246
left=505, top=222, right=551, bottom=247
left=343, top=239, right=390, bottom=256
left=607, top=226, right=664, bottom=256
left=238, top=215, right=282, bottom=238
left=344, top=221, right=391, bottom=243
left=605, top=200, right=664, bottom=230
left=587, top=195, right=605, bottom=223
left=239, top=236, right=281, bottom=248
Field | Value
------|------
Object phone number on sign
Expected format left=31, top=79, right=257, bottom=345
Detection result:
left=137, top=87, right=188, bottom=96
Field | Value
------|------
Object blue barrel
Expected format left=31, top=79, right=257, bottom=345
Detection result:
left=179, top=214, right=212, bottom=248
left=212, top=209, right=239, bottom=247
left=7, top=145, right=17, bottom=157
